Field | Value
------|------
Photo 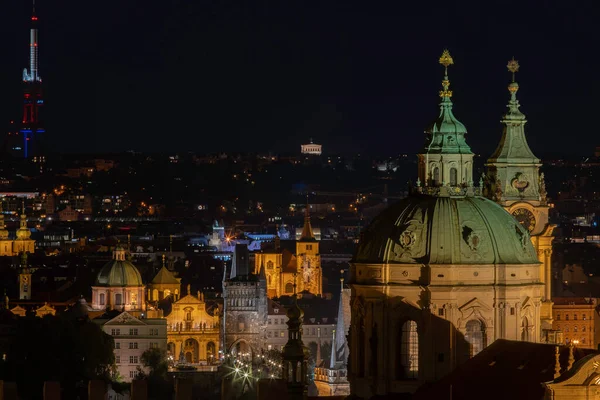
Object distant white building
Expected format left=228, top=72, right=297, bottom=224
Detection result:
left=301, top=139, right=322, bottom=156
left=95, top=311, right=167, bottom=382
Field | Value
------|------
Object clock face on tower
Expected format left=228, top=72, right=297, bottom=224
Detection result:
left=512, top=208, right=536, bottom=232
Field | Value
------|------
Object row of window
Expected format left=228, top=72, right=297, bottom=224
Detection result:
left=556, top=325, right=588, bottom=333
left=267, top=331, right=286, bottom=338
left=115, top=356, right=139, bottom=364
left=556, top=313, right=588, bottom=321
left=114, top=342, right=138, bottom=349
left=115, top=342, right=158, bottom=350
left=268, top=318, right=286, bottom=325
left=110, top=328, right=140, bottom=336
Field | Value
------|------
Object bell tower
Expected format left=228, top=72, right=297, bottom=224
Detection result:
left=18, top=251, right=32, bottom=300
left=417, top=50, right=474, bottom=189
left=486, top=58, right=555, bottom=337
left=296, top=199, right=322, bottom=296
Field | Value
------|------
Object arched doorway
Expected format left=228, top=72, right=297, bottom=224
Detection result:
left=230, top=340, right=252, bottom=360
left=167, top=342, right=176, bottom=356
left=184, top=338, right=200, bottom=363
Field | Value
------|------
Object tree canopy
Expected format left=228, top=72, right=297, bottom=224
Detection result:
left=0, top=313, right=115, bottom=399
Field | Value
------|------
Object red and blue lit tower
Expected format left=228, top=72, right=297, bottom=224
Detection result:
left=20, top=1, right=45, bottom=161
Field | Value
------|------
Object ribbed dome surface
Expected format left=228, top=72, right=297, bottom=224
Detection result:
left=95, top=257, right=143, bottom=286
left=355, top=194, right=539, bottom=265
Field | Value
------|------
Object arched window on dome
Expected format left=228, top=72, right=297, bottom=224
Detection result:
left=450, top=167, right=458, bottom=186
left=465, top=320, right=486, bottom=357
left=99, top=293, right=105, bottom=306
left=397, top=320, right=418, bottom=379
left=115, top=293, right=122, bottom=306
left=433, top=167, right=440, bottom=186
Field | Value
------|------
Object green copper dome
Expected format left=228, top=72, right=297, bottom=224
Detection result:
left=354, top=194, right=539, bottom=265
left=95, top=248, right=143, bottom=287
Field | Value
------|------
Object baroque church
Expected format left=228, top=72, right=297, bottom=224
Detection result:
left=254, top=211, right=322, bottom=298
left=0, top=202, right=35, bottom=257
left=349, top=51, right=553, bottom=398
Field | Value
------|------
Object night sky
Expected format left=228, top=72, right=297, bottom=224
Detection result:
left=0, top=0, right=597, bottom=156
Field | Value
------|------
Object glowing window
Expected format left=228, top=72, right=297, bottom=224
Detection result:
left=465, top=320, right=486, bottom=357
left=398, top=320, right=418, bottom=379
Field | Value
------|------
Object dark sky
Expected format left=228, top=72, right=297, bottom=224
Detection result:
left=0, top=0, right=597, bottom=156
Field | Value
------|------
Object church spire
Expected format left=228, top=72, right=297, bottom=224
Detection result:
left=299, top=195, right=315, bottom=242
left=16, top=199, right=31, bottom=240
left=486, top=58, right=541, bottom=202
left=418, top=50, right=474, bottom=189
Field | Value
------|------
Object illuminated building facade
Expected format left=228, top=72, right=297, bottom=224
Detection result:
left=301, top=139, right=322, bottom=156
left=552, top=298, right=596, bottom=348
left=254, top=213, right=322, bottom=298
left=0, top=202, right=35, bottom=257
left=166, top=289, right=220, bottom=364
left=20, top=5, right=45, bottom=161
left=91, top=248, right=145, bottom=313
left=486, top=58, right=555, bottom=337
left=147, top=255, right=181, bottom=302
left=95, top=311, right=167, bottom=382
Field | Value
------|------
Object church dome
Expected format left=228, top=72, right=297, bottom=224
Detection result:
left=354, top=194, right=539, bottom=265
left=95, top=248, right=143, bottom=287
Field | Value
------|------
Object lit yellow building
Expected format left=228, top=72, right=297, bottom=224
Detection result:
left=255, top=213, right=322, bottom=298
left=0, top=203, right=35, bottom=256
left=166, top=288, right=220, bottom=364
left=552, top=297, right=595, bottom=348
left=147, top=255, right=181, bottom=301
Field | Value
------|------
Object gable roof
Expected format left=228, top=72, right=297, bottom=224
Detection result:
left=104, top=311, right=145, bottom=326
left=175, top=294, right=204, bottom=305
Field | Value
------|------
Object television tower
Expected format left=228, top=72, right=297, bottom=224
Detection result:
left=20, top=0, right=45, bottom=161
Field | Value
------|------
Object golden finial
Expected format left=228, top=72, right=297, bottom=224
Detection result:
left=507, top=57, right=520, bottom=94
left=439, top=49, right=454, bottom=68
left=507, top=57, right=519, bottom=81
left=438, top=49, right=454, bottom=99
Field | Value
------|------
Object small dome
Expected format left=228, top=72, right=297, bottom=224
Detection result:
left=355, top=194, right=539, bottom=265
left=95, top=248, right=143, bottom=287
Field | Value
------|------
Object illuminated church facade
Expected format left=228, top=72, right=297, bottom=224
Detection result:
left=349, top=52, right=547, bottom=397
left=254, top=213, right=322, bottom=298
